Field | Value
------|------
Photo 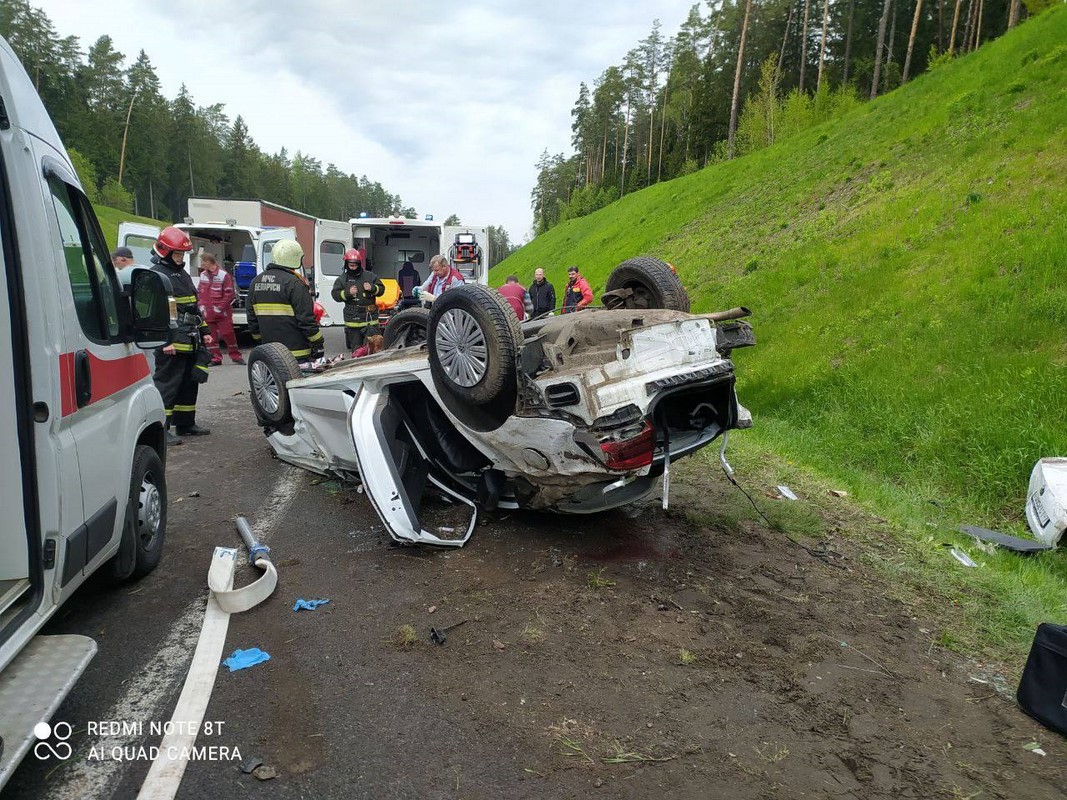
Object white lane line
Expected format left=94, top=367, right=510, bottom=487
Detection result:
left=42, top=464, right=304, bottom=800
left=41, top=597, right=204, bottom=800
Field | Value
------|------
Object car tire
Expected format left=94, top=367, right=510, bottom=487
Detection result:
left=603, top=256, right=690, bottom=313
left=128, top=445, right=167, bottom=579
left=383, top=306, right=431, bottom=349
left=428, top=284, right=521, bottom=406
left=248, top=342, right=302, bottom=427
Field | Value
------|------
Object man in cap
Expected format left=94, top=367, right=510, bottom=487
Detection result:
left=111, top=246, right=135, bottom=269
left=246, top=238, right=325, bottom=364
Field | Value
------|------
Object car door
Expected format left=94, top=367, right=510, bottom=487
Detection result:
left=43, top=161, right=149, bottom=590
left=314, top=220, right=352, bottom=326
left=117, top=221, right=160, bottom=266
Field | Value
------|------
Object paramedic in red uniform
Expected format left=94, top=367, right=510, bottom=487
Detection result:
left=418, top=254, right=465, bottom=301
left=561, top=265, right=593, bottom=313
left=150, top=226, right=213, bottom=445
left=197, top=253, right=243, bottom=365
left=498, top=275, right=528, bottom=320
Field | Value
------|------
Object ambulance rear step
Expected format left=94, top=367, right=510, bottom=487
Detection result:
left=0, top=634, right=96, bottom=788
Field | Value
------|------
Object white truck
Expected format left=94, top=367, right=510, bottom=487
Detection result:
left=118, top=198, right=349, bottom=327
left=0, top=35, right=176, bottom=788
left=315, top=216, right=490, bottom=326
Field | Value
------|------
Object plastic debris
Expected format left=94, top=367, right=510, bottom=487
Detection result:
left=222, top=647, right=271, bottom=672
left=1022, top=741, right=1047, bottom=756
left=292, top=598, right=330, bottom=612
left=493, top=639, right=507, bottom=651
left=253, top=765, right=278, bottom=780
left=947, top=547, right=978, bottom=567
left=777, top=485, right=798, bottom=501
left=961, top=525, right=1052, bottom=554
left=241, top=757, right=264, bottom=774
left=829, top=489, right=848, bottom=498
left=428, top=605, right=437, bottom=614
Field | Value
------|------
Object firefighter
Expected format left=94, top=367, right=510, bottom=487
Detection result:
left=246, top=238, right=325, bottom=363
left=562, top=265, right=593, bottom=313
left=331, top=248, right=385, bottom=354
left=150, top=226, right=213, bottom=445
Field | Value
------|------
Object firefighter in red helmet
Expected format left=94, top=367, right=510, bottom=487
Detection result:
left=151, top=225, right=213, bottom=445
left=331, top=248, right=385, bottom=355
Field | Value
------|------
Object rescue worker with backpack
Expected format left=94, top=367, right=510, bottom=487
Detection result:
left=246, top=239, right=325, bottom=364
left=331, top=248, right=385, bottom=354
left=150, top=226, right=213, bottom=445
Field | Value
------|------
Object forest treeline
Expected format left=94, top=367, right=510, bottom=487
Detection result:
left=531, top=0, right=1055, bottom=235
left=0, top=0, right=518, bottom=266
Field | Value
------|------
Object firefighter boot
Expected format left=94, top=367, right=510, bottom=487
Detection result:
left=165, top=427, right=184, bottom=447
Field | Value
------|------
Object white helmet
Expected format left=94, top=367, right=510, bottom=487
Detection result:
left=271, top=239, right=303, bottom=270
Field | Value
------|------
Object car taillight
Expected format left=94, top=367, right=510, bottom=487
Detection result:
left=600, top=420, right=655, bottom=470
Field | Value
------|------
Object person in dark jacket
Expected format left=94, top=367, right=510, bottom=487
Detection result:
left=331, top=248, right=385, bottom=354
left=150, top=226, right=213, bottom=445
left=528, top=268, right=556, bottom=317
left=246, top=239, right=324, bottom=363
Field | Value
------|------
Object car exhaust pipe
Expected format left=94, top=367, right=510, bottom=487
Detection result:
left=704, top=306, right=751, bottom=322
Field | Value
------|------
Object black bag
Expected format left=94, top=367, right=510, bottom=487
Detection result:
left=192, top=345, right=213, bottom=384
left=1017, top=622, right=1067, bottom=735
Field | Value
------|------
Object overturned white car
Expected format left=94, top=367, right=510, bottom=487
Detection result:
left=246, top=257, right=755, bottom=546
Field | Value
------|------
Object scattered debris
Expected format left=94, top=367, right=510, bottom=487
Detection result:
left=945, top=546, right=978, bottom=567
left=428, top=605, right=437, bottom=614
left=187, top=491, right=200, bottom=498
left=293, top=598, right=330, bottom=612
left=1022, top=741, right=1047, bottom=757
left=961, top=525, right=1052, bottom=554
left=777, top=485, right=798, bottom=501
left=829, top=489, right=848, bottom=498
left=222, top=647, right=271, bottom=672
left=493, top=639, right=507, bottom=651
left=252, top=765, right=278, bottom=780
left=429, top=619, right=468, bottom=646
left=240, top=757, right=264, bottom=774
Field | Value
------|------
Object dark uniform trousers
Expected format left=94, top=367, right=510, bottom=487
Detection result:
left=154, top=351, right=199, bottom=429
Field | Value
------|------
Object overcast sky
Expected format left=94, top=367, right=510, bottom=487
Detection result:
left=39, top=0, right=696, bottom=241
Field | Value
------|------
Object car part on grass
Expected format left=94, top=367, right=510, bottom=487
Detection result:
left=961, top=525, right=1053, bottom=554
left=602, top=256, right=690, bottom=313
left=1026, top=458, right=1067, bottom=546
left=1017, top=623, right=1067, bottom=736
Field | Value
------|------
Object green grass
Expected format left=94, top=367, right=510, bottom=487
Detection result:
left=495, top=9, right=1067, bottom=661
left=93, top=204, right=168, bottom=251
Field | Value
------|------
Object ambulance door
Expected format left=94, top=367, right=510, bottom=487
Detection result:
left=117, top=221, right=160, bottom=266
left=443, top=225, right=489, bottom=284
left=314, top=220, right=352, bottom=327
left=43, top=160, right=148, bottom=593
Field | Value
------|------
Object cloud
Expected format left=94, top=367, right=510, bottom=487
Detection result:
left=39, top=0, right=695, bottom=241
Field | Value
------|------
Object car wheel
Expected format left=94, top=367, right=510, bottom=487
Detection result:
left=603, top=256, right=690, bottom=313
left=428, top=284, right=521, bottom=406
left=383, top=306, right=431, bottom=348
left=129, top=445, right=167, bottom=579
left=248, top=342, right=302, bottom=426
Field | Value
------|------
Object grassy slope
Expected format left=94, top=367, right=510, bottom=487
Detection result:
left=93, top=205, right=168, bottom=251
left=494, top=9, right=1067, bottom=662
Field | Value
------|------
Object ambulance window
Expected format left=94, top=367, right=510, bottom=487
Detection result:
left=319, top=241, right=345, bottom=276
left=47, top=176, right=121, bottom=341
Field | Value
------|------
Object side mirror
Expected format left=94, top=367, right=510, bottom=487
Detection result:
left=129, top=268, right=176, bottom=349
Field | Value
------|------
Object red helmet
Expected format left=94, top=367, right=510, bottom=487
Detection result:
left=343, top=248, right=364, bottom=267
left=154, top=226, right=193, bottom=258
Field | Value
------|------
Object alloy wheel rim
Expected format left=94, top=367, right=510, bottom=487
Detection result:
left=436, top=309, right=488, bottom=387
left=250, top=361, right=279, bottom=413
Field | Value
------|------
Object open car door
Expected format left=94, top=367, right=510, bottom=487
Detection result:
left=314, top=219, right=352, bottom=326
left=117, top=221, right=160, bottom=266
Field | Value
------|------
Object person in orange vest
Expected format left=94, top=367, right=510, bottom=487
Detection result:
left=197, top=253, right=243, bottom=365
left=497, top=275, right=529, bottom=320
left=562, top=265, right=593, bottom=313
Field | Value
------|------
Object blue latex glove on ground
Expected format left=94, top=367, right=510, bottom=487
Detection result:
left=222, top=647, right=271, bottom=672
left=293, top=598, right=331, bottom=612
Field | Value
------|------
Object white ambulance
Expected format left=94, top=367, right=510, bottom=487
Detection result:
left=0, top=35, right=176, bottom=788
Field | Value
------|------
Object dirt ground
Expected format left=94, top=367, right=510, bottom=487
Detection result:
left=214, top=454, right=1065, bottom=800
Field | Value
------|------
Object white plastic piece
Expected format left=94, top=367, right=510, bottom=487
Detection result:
left=777, top=485, right=798, bottom=501
left=949, top=548, right=978, bottom=567
left=1026, top=458, right=1067, bottom=546
left=718, top=431, right=734, bottom=477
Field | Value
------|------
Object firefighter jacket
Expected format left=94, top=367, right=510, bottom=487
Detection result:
left=331, top=267, right=385, bottom=327
left=247, top=265, right=325, bottom=359
left=151, top=255, right=208, bottom=353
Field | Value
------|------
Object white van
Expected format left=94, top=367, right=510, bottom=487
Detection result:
left=0, top=35, right=176, bottom=788
left=315, top=217, right=489, bottom=326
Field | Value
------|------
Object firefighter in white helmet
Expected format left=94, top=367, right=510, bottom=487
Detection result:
left=246, top=239, right=324, bottom=362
